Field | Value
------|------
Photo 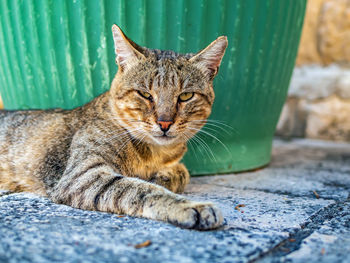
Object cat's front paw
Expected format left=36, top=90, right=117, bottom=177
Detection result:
left=150, top=164, right=190, bottom=193
left=170, top=202, right=223, bottom=230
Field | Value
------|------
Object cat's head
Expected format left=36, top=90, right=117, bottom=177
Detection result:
left=110, top=25, right=227, bottom=146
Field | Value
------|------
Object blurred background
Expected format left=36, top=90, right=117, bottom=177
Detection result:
left=0, top=0, right=348, bottom=143
left=276, top=0, right=350, bottom=142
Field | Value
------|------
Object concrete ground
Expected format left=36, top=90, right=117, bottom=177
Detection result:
left=0, top=138, right=349, bottom=263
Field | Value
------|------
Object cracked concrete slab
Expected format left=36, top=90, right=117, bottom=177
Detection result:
left=284, top=202, right=350, bottom=263
left=257, top=202, right=350, bottom=263
left=0, top=138, right=349, bottom=263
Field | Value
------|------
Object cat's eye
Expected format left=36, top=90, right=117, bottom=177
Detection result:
left=179, top=92, right=194, bottom=102
left=138, top=90, right=153, bottom=100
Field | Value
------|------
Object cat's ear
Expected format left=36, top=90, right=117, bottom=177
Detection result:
left=190, top=36, right=228, bottom=80
left=112, top=24, right=145, bottom=71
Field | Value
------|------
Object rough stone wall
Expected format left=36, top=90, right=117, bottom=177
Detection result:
left=296, top=0, right=350, bottom=66
left=277, top=0, right=350, bottom=141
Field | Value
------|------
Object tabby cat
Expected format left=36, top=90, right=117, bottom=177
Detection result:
left=0, top=25, right=227, bottom=230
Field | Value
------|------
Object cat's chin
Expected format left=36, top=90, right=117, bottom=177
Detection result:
left=151, top=135, right=179, bottom=145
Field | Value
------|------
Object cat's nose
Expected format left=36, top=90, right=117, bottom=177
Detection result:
left=157, top=120, right=173, bottom=132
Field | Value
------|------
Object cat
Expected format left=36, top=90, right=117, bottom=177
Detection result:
left=0, top=25, right=228, bottom=230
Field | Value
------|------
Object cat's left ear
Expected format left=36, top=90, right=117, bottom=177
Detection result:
left=112, top=24, right=145, bottom=71
left=190, top=36, right=228, bottom=80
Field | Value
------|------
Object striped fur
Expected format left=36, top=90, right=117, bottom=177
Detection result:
left=0, top=25, right=227, bottom=230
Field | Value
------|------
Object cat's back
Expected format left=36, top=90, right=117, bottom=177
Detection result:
left=0, top=109, right=74, bottom=194
left=0, top=109, right=67, bottom=148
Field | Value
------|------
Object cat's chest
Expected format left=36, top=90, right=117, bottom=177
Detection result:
left=126, top=143, right=186, bottom=180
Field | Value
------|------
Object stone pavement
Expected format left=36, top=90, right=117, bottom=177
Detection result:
left=0, top=138, right=349, bottom=263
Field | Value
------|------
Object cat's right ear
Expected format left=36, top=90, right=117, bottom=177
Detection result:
left=112, top=25, right=145, bottom=71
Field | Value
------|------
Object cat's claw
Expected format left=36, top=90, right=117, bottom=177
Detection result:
left=170, top=202, right=223, bottom=230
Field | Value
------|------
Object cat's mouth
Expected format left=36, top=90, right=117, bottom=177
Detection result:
left=154, top=135, right=176, bottom=139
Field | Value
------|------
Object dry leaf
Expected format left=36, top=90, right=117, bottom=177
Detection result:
left=235, top=204, right=246, bottom=211
left=134, top=240, right=152, bottom=249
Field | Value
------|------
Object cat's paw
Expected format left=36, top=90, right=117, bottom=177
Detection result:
left=149, top=164, right=190, bottom=193
left=150, top=173, right=173, bottom=190
left=170, top=202, right=223, bottom=230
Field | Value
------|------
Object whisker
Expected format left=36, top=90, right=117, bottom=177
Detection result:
left=198, top=125, right=226, bottom=136
left=87, top=127, right=144, bottom=153
left=201, top=123, right=233, bottom=135
left=190, top=132, right=217, bottom=162
left=182, top=131, right=200, bottom=163
left=187, top=126, right=232, bottom=158
left=190, top=119, right=239, bottom=134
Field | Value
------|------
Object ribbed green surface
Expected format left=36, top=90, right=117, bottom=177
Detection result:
left=0, top=0, right=306, bottom=174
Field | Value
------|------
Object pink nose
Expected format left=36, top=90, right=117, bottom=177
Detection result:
left=157, top=120, right=173, bottom=132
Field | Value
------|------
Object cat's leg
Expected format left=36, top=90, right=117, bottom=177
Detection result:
left=149, top=163, right=190, bottom=193
left=49, top=156, right=222, bottom=230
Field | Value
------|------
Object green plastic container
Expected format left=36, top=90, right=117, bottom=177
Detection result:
left=0, top=0, right=306, bottom=174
